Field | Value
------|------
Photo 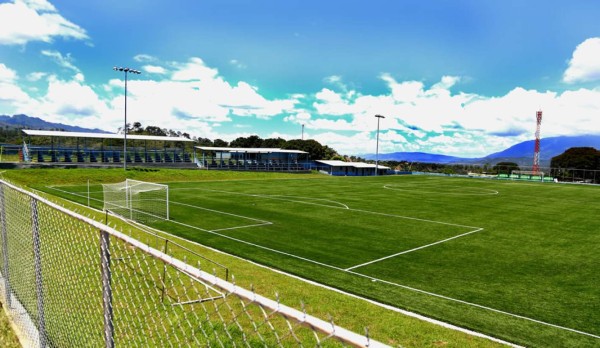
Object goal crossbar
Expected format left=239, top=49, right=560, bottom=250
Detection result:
left=102, top=179, right=169, bottom=221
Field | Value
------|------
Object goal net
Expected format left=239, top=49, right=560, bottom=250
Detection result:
left=102, top=179, right=169, bottom=222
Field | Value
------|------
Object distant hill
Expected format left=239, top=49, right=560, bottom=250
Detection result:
left=369, top=152, right=470, bottom=164
left=364, top=135, right=600, bottom=166
left=0, top=114, right=109, bottom=133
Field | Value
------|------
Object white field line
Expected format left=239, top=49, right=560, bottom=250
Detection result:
left=170, top=187, right=350, bottom=209
left=170, top=200, right=271, bottom=224
left=130, top=223, right=523, bottom=348
left=345, top=228, right=484, bottom=271
left=152, top=215, right=600, bottom=340
left=44, top=185, right=600, bottom=340
left=172, top=186, right=479, bottom=229
left=47, top=185, right=274, bottom=232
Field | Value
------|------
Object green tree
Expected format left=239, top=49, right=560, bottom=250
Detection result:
left=551, top=147, right=600, bottom=169
left=283, top=139, right=326, bottom=159
left=262, top=137, right=287, bottom=148
left=492, top=162, right=520, bottom=174
left=230, top=135, right=263, bottom=148
left=213, top=139, right=228, bottom=147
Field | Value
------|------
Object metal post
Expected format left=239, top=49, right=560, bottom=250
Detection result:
left=113, top=67, right=140, bottom=170
left=31, top=198, right=47, bottom=348
left=100, top=230, right=114, bottom=348
left=374, top=114, right=385, bottom=176
left=87, top=179, right=90, bottom=207
left=124, top=72, right=128, bottom=170
left=161, top=239, right=169, bottom=303
left=0, top=184, right=11, bottom=307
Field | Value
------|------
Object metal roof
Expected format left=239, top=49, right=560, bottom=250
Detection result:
left=22, top=129, right=194, bottom=142
left=195, top=146, right=307, bottom=154
left=315, top=160, right=390, bottom=169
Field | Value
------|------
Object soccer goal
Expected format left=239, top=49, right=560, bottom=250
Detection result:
left=102, top=179, right=169, bottom=222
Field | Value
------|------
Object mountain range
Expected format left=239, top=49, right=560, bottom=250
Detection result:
left=365, top=135, right=600, bottom=166
left=0, top=114, right=108, bottom=134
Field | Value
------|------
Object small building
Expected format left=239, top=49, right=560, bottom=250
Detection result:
left=314, top=160, right=390, bottom=176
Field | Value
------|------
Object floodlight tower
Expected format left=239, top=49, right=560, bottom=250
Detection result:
left=113, top=66, right=141, bottom=171
left=532, top=110, right=543, bottom=174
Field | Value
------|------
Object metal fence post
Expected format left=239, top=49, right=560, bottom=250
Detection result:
left=31, top=198, right=47, bottom=348
left=100, top=230, right=114, bottom=348
left=0, top=184, right=10, bottom=307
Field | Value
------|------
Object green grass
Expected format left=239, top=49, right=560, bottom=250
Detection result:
left=7, top=168, right=600, bottom=347
left=0, top=304, right=21, bottom=348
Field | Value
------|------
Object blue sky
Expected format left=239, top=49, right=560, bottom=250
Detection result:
left=1, top=0, right=600, bottom=157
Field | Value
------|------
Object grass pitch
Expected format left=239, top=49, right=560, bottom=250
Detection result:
left=38, top=173, right=600, bottom=347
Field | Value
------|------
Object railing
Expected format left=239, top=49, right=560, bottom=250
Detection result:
left=0, top=179, right=388, bottom=347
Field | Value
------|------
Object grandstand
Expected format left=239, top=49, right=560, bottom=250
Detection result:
left=194, top=146, right=309, bottom=172
left=22, top=130, right=195, bottom=167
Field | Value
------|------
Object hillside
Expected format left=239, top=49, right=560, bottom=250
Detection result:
left=365, top=135, right=600, bottom=166
left=0, top=114, right=108, bottom=134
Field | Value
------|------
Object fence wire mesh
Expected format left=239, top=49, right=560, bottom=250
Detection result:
left=0, top=180, right=388, bottom=348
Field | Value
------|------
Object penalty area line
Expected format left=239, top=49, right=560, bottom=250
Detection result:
left=345, top=228, right=484, bottom=271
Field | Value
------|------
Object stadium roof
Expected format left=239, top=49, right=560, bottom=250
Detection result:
left=315, top=160, right=390, bottom=169
left=22, top=129, right=194, bottom=142
left=195, top=146, right=307, bottom=154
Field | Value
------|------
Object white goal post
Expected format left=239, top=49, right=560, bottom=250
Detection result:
left=102, top=179, right=169, bottom=221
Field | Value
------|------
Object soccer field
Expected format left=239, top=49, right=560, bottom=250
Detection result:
left=45, top=175, right=600, bottom=347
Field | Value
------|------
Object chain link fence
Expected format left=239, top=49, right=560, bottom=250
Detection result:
left=0, top=180, right=388, bottom=348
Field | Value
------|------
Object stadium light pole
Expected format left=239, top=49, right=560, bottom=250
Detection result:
left=374, top=114, right=385, bottom=176
left=113, top=67, right=141, bottom=171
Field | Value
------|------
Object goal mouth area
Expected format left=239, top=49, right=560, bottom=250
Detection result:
left=102, top=179, right=169, bottom=222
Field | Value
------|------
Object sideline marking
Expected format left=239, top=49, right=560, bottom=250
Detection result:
left=345, top=228, right=484, bottom=271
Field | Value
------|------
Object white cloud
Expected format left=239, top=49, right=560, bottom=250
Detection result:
left=133, top=54, right=157, bottom=63
left=0, top=0, right=88, bottom=45
left=0, top=63, right=17, bottom=82
left=26, top=71, right=47, bottom=81
left=563, top=38, right=600, bottom=84
left=0, top=64, right=30, bottom=105
left=142, top=65, right=167, bottom=74
left=41, top=49, right=80, bottom=73
left=171, top=57, right=219, bottom=81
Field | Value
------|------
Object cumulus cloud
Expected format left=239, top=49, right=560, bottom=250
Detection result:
left=307, top=73, right=600, bottom=156
left=563, top=38, right=600, bottom=84
left=142, top=65, right=167, bottom=74
left=0, top=0, right=88, bottom=45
